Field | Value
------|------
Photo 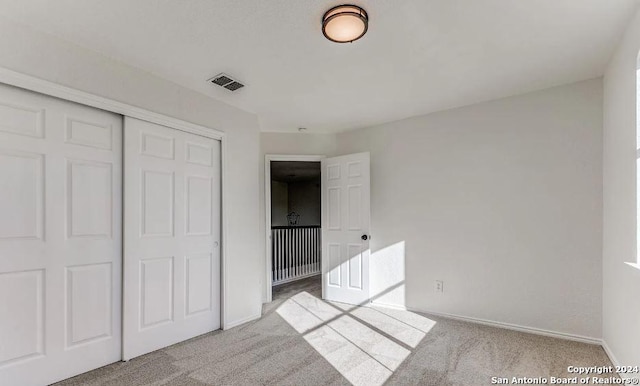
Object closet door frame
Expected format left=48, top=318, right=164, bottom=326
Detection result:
left=0, top=67, right=230, bottom=335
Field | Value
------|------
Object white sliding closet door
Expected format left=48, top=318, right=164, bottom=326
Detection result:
left=0, top=84, right=122, bottom=386
left=123, top=117, right=221, bottom=360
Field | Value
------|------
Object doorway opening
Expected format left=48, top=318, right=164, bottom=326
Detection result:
left=265, top=156, right=323, bottom=303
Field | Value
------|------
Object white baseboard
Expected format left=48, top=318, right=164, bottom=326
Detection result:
left=371, top=301, right=601, bottom=345
left=602, top=340, right=621, bottom=367
left=223, top=313, right=261, bottom=330
left=601, top=340, right=638, bottom=380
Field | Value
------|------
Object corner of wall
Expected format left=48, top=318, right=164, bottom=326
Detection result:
left=602, top=4, right=640, bottom=367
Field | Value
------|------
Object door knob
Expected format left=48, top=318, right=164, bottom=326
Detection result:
left=361, top=235, right=369, bottom=241
left=213, top=241, right=219, bottom=248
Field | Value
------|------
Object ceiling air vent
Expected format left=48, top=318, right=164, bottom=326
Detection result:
left=208, top=73, right=245, bottom=92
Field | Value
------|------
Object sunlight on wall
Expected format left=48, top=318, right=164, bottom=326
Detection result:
left=276, top=291, right=436, bottom=386
left=370, top=241, right=406, bottom=307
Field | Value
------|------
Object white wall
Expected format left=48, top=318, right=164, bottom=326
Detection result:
left=271, top=181, right=289, bottom=226
left=602, top=7, right=640, bottom=366
left=288, top=181, right=321, bottom=226
left=337, top=79, right=604, bottom=339
left=270, top=180, right=320, bottom=227
left=0, top=17, right=263, bottom=327
left=260, top=133, right=337, bottom=300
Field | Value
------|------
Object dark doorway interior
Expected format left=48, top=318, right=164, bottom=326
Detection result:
left=270, top=161, right=321, bottom=287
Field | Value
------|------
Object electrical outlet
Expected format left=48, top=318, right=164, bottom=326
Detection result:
left=435, top=280, right=444, bottom=293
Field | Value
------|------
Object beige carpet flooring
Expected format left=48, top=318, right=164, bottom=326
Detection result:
left=56, top=276, right=612, bottom=386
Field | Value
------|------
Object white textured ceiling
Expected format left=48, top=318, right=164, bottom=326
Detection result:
left=0, top=0, right=637, bottom=133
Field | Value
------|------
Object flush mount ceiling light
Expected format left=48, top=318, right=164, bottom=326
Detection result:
left=322, top=4, right=369, bottom=43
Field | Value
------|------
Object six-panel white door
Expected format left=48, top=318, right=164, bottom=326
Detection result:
left=123, top=117, right=221, bottom=360
left=0, top=85, right=123, bottom=385
left=321, top=152, right=371, bottom=305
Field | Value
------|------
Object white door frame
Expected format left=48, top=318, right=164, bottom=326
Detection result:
left=264, top=154, right=325, bottom=303
left=0, top=67, right=231, bottom=331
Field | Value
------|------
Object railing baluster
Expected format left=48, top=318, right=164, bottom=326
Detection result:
left=309, top=228, right=313, bottom=274
left=309, top=228, right=312, bottom=274
left=283, top=229, right=286, bottom=282
left=304, top=228, right=308, bottom=275
left=295, top=229, right=302, bottom=277
left=284, top=229, right=288, bottom=281
left=278, top=229, right=281, bottom=282
left=288, top=229, right=292, bottom=281
left=307, top=228, right=311, bottom=274
left=309, top=228, right=312, bottom=275
left=278, top=229, right=282, bottom=282
left=278, top=230, right=282, bottom=282
left=288, top=229, right=292, bottom=280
